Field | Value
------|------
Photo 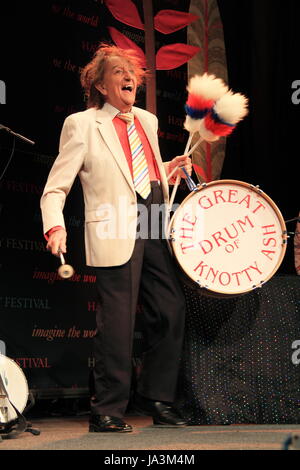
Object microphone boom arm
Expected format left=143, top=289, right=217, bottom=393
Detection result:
left=0, top=124, right=35, bottom=145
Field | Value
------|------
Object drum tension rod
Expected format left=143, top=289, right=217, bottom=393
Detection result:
left=250, top=184, right=263, bottom=194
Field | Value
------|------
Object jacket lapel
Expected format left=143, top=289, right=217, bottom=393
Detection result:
left=95, top=105, right=169, bottom=201
left=95, top=107, right=135, bottom=195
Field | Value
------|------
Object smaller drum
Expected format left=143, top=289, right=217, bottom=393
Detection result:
left=0, top=354, right=29, bottom=423
left=169, top=180, right=287, bottom=296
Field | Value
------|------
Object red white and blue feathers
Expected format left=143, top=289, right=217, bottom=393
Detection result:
left=184, top=74, right=248, bottom=143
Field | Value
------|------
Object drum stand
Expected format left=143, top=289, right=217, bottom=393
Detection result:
left=0, top=375, right=40, bottom=441
left=0, top=416, right=40, bottom=441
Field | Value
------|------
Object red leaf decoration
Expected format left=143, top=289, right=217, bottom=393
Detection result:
left=156, top=44, right=200, bottom=70
left=154, top=10, right=199, bottom=34
left=104, top=0, right=144, bottom=30
left=108, top=27, right=146, bottom=68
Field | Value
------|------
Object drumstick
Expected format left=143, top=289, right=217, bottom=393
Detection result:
left=167, top=165, right=179, bottom=182
left=165, top=173, right=181, bottom=240
left=167, top=136, right=203, bottom=183
left=166, top=133, right=202, bottom=238
left=57, top=249, right=74, bottom=279
left=168, top=174, right=181, bottom=209
left=184, top=132, right=194, bottom=155
left=186, top=136, right=203, bottom=156
left=168, top=132, right=202, bottom=209
left=167, top=132, right=193, bottom=186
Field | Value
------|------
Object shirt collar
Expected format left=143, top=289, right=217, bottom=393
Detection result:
left=102, top=102, right=134, bottom=120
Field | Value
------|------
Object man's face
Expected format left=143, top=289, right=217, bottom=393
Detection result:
left=96, top=55, right=138, bottom=112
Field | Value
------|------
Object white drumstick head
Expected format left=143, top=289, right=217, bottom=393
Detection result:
left=57, top=249, right=74, bottom=279
left=58, top=263, right=74, bottom=279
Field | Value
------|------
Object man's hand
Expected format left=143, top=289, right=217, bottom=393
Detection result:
left=46, top=229, right=67, bottom=256
left=168, top=155, right=192, bottom=180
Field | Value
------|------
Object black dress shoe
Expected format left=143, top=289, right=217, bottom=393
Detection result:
left=134, top=394, right=187, bottom=427
left=89, top=415, right=132, bottom=433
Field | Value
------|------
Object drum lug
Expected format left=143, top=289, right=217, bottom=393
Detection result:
left=282, top=230, right=289, bottom=243
left=196, top=280, right=210, bottom=290
left=250, top=184, right=263, bottom=194
left=169, top=228, right=176, bottom=242
left=252, top=281, right=264, bottom=289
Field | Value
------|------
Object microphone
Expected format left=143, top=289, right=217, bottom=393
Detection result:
left=0, top=124, right=35, bottom=145
left=285, top=217, right=300, bottom=224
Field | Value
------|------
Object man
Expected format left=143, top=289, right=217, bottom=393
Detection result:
left=41, top=44, right=192, bottom=432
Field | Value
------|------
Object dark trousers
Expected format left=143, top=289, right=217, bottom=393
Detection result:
left=91, top=183, right=186, bottom=418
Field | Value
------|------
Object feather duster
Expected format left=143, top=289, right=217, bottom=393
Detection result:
left=184, top=73, right=229, bottom=133
left=199, top=91, right=249, bottom=141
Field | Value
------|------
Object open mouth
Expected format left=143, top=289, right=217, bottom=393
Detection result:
left=122, top=85, right=133, bottom=92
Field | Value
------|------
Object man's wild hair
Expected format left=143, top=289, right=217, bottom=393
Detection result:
left=80, top=43, right=146, bottom=109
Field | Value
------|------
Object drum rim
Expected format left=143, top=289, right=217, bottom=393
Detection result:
left=168, top=179, right=288, bottom=295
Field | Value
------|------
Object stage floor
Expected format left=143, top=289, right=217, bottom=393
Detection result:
left=1, top=415, right=300, bottom=451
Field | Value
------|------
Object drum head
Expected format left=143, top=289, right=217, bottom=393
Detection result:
left=0, top=355, right=28, bottom=423
left=169, top=180, right=287, bottom=296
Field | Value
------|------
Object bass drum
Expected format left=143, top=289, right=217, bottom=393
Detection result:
left=0, top=354, right=29, bottom=424
left=168, top=180, right=288, bottom=297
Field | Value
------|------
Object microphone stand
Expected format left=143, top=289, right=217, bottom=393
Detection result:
left=285, top=217, right=300, bottom=224
left=0, top=124, right=35, bottom=146
left=284, top=217, right=300, bottom=236
left=0, top=124, right=35, bottom=183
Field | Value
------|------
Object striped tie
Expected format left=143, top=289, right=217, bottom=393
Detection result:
left=118, top=112, right=151, bottom=199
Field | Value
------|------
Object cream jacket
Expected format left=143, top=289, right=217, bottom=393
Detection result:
left=40, top=103, right=171, bottom=266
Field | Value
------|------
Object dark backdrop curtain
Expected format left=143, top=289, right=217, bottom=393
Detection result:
left=217, top=0, right=300, bottom=274
left=178, top=3, right=300, bottom=426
